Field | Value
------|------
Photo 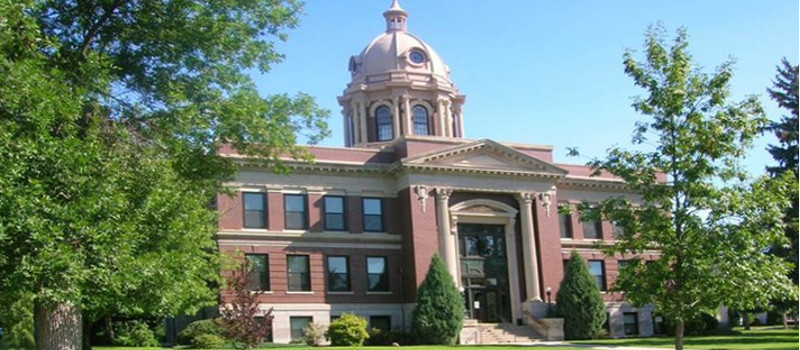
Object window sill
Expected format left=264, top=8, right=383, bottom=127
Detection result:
left=285, top=291, right=314, bottom=295
left=365, top=291, right=392, bottom=295
left=249, top=291, right=273, bottom=294
left=283, top=229, right=309, bottom=233
left=326, top=291, right=355, bottom=295
left=241, top=228, right=269, bottom=232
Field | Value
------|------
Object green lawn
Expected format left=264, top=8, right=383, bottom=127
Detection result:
left=572, top=327, right=799, bottom=350
left=93, top=327, right=799, bottom=350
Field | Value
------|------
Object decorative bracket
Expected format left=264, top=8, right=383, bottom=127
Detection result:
left=538, top=186, right=557, bottom=218
left=450, top=215, right=458, bottom=235
left=413, top=185, right=429, bottom=213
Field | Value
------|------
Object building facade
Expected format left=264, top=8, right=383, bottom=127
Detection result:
left=216, top=1, right=658, bottom=343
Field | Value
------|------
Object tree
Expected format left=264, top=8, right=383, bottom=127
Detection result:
left=0, top=1, right=328, bottom=349
left=218, top=257, right=273, bottom=350
left=580, top=26, right=796, bottom=350
left=411, top=253, right=463, bottom=345
left=766, top=58, right=799, bottom=305
left=555, top=251, right=606, bottom=340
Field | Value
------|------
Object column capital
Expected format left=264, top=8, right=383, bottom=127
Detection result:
left=435, top=187, right=452, bottom=201
left=515, top=192, right=536, bottom=204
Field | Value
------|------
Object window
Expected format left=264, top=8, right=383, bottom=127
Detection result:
left=582, top=219, right=602, bottom=239
left=412, top=105, right=429, bottom=135
left=623, top=312, right=639, bottom=336
left=290, top=316, right=312, bottom=342
left=362, top=198, right=384, bottom=232
left=327, top=256, right=350, bottom=292
left=375, top=106, right=393, bottom=141
left=245, top=254, right=270, bottom=291
left=370, top=316, right=391, bottom=331
left=559, top=212, right=573, bottom=239
left=588, top=260, right=606, bottom=291
left=346, top=112, right=355, bottom=146
left=612, top=221, right=625, bottom=238
left=287, top=255, right=311, bottom=292
left=324, top=196, right=346, bottom=231
left=284, top=194, right=307, bottom=230
left=367, top=256, right=389, bottom=292
left=617, top=259, right=630, bottom=271
left=603, top=312, right=611, bottom=333
left=243, top=192, right=266, bottom=229
left=255, top=317, right=273, bottom=342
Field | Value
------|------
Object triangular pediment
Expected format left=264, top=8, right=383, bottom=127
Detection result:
left=400, top=139, right=568, bottom=176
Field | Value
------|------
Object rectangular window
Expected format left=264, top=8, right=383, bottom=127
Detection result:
left=287, top=255, right=311, bottom=292
left=290, top=316, right=312, bottom=342
left=324, top=196, right=346, bottom=231
left=369, top=316, right=391, bottom=332
left=617, top=259, right=630, bottom=271
left=243, top=192, right=266, bottom=229
left=603, top=312, right=611, bottom=333
left=588, top=260, right=606, bottom=291
left=366, top=256, right=389, bottom=292
left=284, top=194, right=308, bottom=230
left=582, top=219, right=602, bottom=239
left=245, top=254, right=270, bottom=291
left=559, top=212, right=573, bottom=239
left=623, top=312, right=639, bottom=336
left=612, top=222, right=625, bottom=238
left=362, top=198, right=384, bottom=232
left=327, top=256, right=350, bottom=292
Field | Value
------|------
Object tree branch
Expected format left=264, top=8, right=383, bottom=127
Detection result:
left=80, top=0, right=126, bottom=57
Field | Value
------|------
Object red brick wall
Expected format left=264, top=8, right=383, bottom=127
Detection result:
left=220, top=245, right=404, bottom=304
left=406, top=186, right=438, bottom=299
left=347, top=195, right=363, bottom=234
left=218, top=192, right=243, bottom=230
left=268, top=192, right=284, bottom=231
left=535, top=193, right=564, bottom=299
left=308, top=193, right=323, bottom=232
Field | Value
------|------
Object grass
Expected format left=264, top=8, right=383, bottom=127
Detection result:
left=572, top=327, right=799, bottom=350
left=92, top=327, right=799, bottom=350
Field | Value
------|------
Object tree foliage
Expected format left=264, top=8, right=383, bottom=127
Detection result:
left=218, top=258, right=274, bottom=350
left=326, top=313, right=369, bottom=347
left=0, top=0, right=328, bottom=348
left=581, top=26, right=796, bottom=350
left=411, top=253, right=463, bottom=345
left=555, top=251, right=606, bottom=340
left=766, top=58, right=799, bottom=289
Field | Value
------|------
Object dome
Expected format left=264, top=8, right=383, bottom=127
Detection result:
left=347, top=0, right=452, bottom=84
left=353, top=31, right=451, bottom=79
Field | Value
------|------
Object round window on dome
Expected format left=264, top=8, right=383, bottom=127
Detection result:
left=408, top=50, right=426, bottom=64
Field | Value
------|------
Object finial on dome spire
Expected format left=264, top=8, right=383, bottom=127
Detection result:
left=383, top=0, right=408, bottom=32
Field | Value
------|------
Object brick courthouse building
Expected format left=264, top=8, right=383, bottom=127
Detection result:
left=215, top=1, right=658, bottom=343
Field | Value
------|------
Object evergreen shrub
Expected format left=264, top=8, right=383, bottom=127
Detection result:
left=411, top=253, right=463, bottom=345
left=326, top=313, right=369, bottom=346
left=555, top=251, right=606, bottom=340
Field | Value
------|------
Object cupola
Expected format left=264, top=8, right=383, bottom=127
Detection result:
left=338, top=0, right=467, bottom=148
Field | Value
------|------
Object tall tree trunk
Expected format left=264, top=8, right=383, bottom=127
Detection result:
left=674, top=319, right=684, bottom=350
left=81, top=314, right=92, bottom=350
left=742, top=312, right=751, bottom=330
left=102, top=315, right=115, bottom=345
left=34, top=300, right=82, bottom=350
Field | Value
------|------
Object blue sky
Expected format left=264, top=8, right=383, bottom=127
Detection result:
left=253, top=0, right=799, bottom=177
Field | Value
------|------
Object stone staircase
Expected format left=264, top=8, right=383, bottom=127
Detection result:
left=476, top=323, right=542, bottom=344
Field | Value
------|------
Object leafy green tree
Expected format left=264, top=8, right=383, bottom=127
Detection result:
left=555, top=251, right=606, bottom=340
left=766, top=58, right=799, bottom=291
left=580, top=26, right=796, bottom=350
left=0, top=0, right=328, bottom=349
left=411, top=253, right=463, bottom=345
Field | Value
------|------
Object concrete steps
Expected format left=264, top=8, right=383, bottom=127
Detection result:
left=477, top=323, right=542, bottom=344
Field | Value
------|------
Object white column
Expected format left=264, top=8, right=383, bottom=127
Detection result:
left=443, top=100, right=452, bottom=137
left=359, top=101, right=368, bottom=143
left=435, top=187, right=459, bottom=287
left=392, top=96, right=401, bottom=139
left=350, top=102, right=359, bottom=144
left=436, top=99, right=446, bottom=137
left=504, top=217, right=522, bottom=323
left=517, top=192, right=542, bottom=301
left=402, top=95, right=412, bottom=135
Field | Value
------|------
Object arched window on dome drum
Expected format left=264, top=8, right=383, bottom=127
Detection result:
left=346, top=112, right=355, bottom=146
left=375, top=105, right=393, bottom=141
left=412, top=105, right=429, bottom=135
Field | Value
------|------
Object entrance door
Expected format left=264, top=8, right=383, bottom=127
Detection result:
left=458, top=224, right=511, bottom=323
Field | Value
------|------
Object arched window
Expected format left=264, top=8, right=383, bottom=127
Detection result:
left=346, top=112, right=355, bottom=146
left=375, top=106, right=393, bottom=141
left=412, top=105, right=429, bottom=135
